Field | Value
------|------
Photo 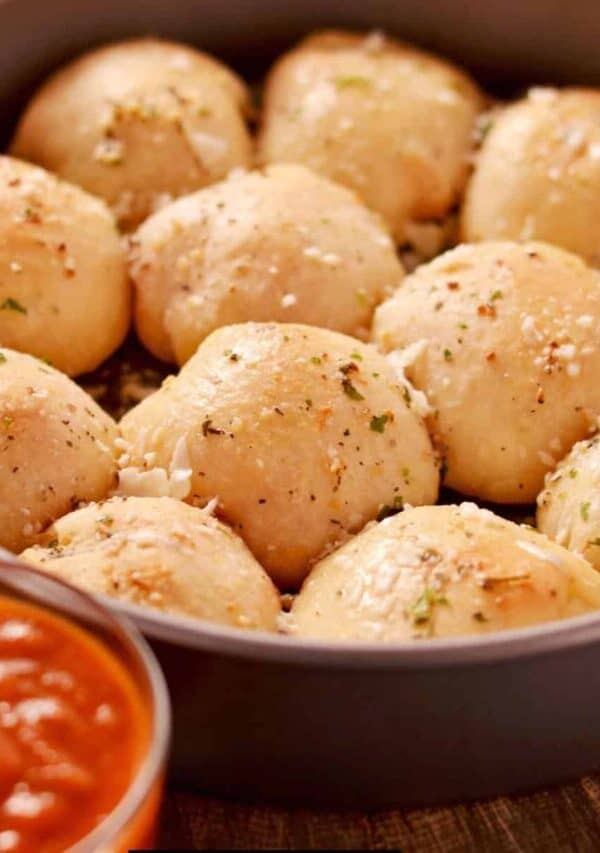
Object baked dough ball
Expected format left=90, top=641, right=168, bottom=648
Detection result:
left=258, top=30, right=483, bottom=242
left=290, top=503, right=600, bottom=642
left=372, top=241, right=600, bottom=503
left=0, top=348, right=118, bottom=553
left=537, top=435, right=600, bottom=570
left=119, top=323, right=439, bottom=589
left=21, top=496, right=280, bottom=631
left=462, top=88, right=600, bottom=266
left=11, top=38, right=252, bottom=230
left=130, top=164, right=403, bottom=364
left=0, top=156, right=129, bottom=376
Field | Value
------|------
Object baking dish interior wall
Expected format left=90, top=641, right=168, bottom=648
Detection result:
left=1, top=0, right=600, bottom=146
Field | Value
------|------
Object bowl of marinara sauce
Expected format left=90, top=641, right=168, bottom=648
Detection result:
left=0, top=552, right=171, bottom=853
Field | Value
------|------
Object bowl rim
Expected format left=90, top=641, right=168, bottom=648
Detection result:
left=105, top=592, right=600, bottom=670
left=75, top=603, right=171, bottom=852
left=0, top=554, right=171, bottom=852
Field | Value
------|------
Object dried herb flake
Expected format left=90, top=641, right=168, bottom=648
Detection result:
left=369, top=413, right=388, bottom=433
left=0, top=297, right=26, bottom=314
left=342, top=378, right=364, bottom=401
left=581, top=501, right=591, bottom=522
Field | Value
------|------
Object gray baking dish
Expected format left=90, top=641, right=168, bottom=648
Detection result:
left=111, top=601, right=600, bottom=809
left=3, top=0, right=600, bottom=809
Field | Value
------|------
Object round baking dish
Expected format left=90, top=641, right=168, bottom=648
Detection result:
left=105, top=598, right=600, bottom=808
left=0, top=554, right=171, bottom=849
left=3, top=0, right=600, bottom=810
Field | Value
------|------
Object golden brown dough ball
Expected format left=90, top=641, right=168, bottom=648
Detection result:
left=0, top=157, right=129, bottom=376
left=11, top=38, right=252, bottom=230
left=290, top=503, right=600, bottom=642
left=21, top=496, right=280, bottom=631
left=462, top=88, right=600, bottom=266
left=372, top=241, right=600, bottom=503
left=118, top=322, right=439, bottom=589
left=0, top=349, right=118, bottom=553
left=130, top=164, right=403, bottom=364
left=537, top=435, right=600, bottom=570
left=258, top=30, right=483, bottom=242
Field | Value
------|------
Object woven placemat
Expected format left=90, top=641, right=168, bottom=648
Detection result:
left=159, top=776, right=600, bottom=852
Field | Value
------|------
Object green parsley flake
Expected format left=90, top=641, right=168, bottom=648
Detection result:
left=0, top=353, right=6, bottom=364
left=491, top=290, right=503, bottom=300
left=376, top=496, right=404, bottom=521
left=408, top=587, right=449, bottom=626
left=334, top=75, right=372, bottom=90
left=443, top=348, right=453, bottom=361
left=370, top=413, right=388, bottom=433
left=0, top=297, right=26, bottom=314
left=342, top=378, right=364, bottom=401
left=581, top=501, right=591, bottom=522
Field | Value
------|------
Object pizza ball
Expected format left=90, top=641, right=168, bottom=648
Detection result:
left=11, top=38, right=252, bottom=230
left=462, top=88, right=600, bottom=266
left=130, top=164, right=403, bottom=364
left=0, top=156, right=129, bottom=376
left=290, top=503, right=600, bottom=642
left=0, top=349, right=118, bottom=553
left=258, top=30, right=483, bottom=242
left=21, top=496, right=280, bottom=631
left=372, top=241, right=600, bottom=503
left=119, top=322, right=439, bottom=589
left=537, top=435, right=600, bottom=570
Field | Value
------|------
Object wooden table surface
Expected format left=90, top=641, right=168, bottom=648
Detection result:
left=159, top=777, right=600, bottom=851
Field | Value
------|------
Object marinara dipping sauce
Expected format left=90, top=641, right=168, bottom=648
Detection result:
left=0, top=565, right=169, bottom=853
